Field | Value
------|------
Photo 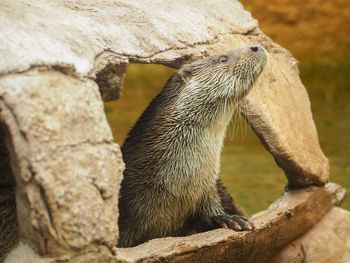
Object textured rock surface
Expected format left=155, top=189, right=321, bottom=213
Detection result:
left=0, top=70, right=124, bottom=260
left=0, top=0, right=333, bottom=262
left=271, top=207, right=350, bottom=263
left=4, top=243, right=50, bottom=263
left=0, top=0, right=256, bottom=75
left=117, top=187, right=333, bottom=263
left=325, top=182, right=347, bottom=206
left=4, top=242, right=116, bottom=263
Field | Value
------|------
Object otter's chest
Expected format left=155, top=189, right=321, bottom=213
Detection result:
left=162, top=125, right=227, bottom=197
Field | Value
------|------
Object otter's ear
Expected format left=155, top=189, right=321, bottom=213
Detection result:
left=178, top=65, right=193, bottom=82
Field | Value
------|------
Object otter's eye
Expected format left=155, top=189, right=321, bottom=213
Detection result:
left=219, top=55, right=228, bottom=63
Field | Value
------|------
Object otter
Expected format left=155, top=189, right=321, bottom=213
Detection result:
left=118, top=45, right=267, bottom=247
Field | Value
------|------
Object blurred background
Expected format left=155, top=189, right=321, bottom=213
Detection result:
left=105, top=0, right=350, bottom=215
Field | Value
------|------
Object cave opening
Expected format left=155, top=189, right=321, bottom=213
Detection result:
left=104, top=63, right=286, bottom=219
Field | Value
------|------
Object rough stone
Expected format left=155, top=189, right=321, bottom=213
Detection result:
left=271, top=207, right=350, bottom=263
left=4, top=243, right=50, bottom=263
left=117, top=187, right=332, bottom=263
left=0, top=70, right=124, bottom=259
left=0, top=0, right=256, bottom=76
left=325, top=182, right=347, bottom=206
left=4, top=242, right=117, bottom=263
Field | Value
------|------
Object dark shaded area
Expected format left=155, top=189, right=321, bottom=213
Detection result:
left=0, top=123, right=18, bottom=261
left=0, top=123, right=15, bottom=187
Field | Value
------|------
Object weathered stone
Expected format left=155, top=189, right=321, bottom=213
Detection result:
left=117, top=187, right=332, bottom=263
left=95, top=62, right=127, bottom=102
left=271, top=207, right=350, bottom=263
left=325, top=182, right=347, bottom=206
left=4, top=243, right=50, bottom=263
left=0, top=0, right=256, bottom=76
left=0, top=70, right=123, bottom=259
left=4, top=242, right=117, bottom=263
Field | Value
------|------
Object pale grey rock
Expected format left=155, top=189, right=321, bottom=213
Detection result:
left=271, top=207, right=350, bottom=263
left=0, top=70, right=123, bottom=260
left=117, top=187, right=333, bottom=263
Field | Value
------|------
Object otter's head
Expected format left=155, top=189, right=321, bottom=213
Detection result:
left=178, top=45, right=267, bottom=103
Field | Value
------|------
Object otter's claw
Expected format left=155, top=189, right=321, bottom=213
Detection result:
left=212, top=214, right=254, bottom=231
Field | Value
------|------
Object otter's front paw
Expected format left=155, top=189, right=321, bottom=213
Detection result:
left=212, top=214, right=254, bottom=231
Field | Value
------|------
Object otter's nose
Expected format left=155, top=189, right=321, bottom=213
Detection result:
left=250, top=46, right=260, bottom=52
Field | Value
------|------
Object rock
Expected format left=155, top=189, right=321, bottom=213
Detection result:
left=325, top=182, right=347, bottom=206
left=117, top=187, right=333, bottom=263
left=0, top=70, right=123, bottom=259
left=271, top=207, right=350, bottom=263
left=4, top=242, right=116, bottom=263
left=4, top=243, right=50, bottom=263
